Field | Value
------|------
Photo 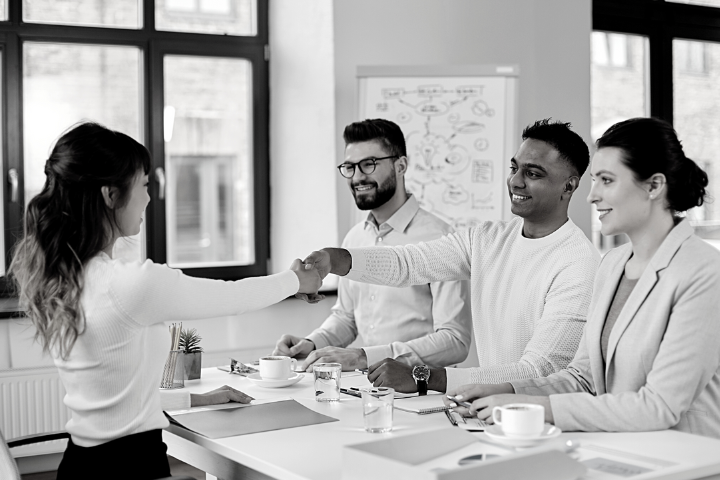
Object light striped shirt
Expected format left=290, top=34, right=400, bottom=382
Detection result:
left=307, top=195, right=472, bottom=368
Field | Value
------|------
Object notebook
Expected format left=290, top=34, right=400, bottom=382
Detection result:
left=393, top=393, right=450, bottom=414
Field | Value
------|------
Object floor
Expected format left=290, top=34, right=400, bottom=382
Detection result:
left=20, top=456, right=207, bottom=479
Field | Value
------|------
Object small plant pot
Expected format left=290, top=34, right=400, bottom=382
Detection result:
left=183, top=352, right=202, bottom=380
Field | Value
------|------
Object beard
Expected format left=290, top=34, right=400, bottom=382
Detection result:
left=352, top=174, right=397, bottom=210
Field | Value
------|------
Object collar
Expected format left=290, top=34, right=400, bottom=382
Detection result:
left=364, top=195, right=419, bottom=233
left=516, top=217, right=575, bottom=249
left=647, top=217, right=695, bottom=273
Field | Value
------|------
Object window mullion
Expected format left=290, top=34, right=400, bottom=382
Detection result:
left=4, top=31, right=21, bottom=265
left=649, top=22, right=675, bottom=122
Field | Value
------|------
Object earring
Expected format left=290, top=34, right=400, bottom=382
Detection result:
left=649, top=194, right=655, bottom=200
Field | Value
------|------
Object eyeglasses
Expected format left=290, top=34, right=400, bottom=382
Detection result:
left=336, top=156, right=398, bottom=178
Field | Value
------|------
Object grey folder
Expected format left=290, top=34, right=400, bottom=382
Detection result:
left=166, top=400, right=338, bottom=439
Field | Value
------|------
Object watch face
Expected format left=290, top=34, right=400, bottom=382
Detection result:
left=413, top=365, right=430, bottom=381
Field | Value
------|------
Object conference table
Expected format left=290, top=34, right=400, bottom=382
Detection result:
left=163, top=367, right=720, bottom=480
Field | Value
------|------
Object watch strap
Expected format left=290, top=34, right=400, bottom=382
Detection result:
left=416, top=378, right=428, bottom=396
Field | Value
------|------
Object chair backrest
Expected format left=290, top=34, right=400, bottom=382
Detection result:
left=0, top=428, right=20, bottom=480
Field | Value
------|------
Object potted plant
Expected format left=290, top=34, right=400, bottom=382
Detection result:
left=179, top=328, right=203, bottom=380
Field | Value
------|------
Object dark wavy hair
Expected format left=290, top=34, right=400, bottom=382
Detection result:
left=343, top=118, right=407, bottom=158
left=522, top=119, right=590, bottom=176
left=596, top=117, right=707, bottom=212
left=9, top=122, right=151, bottom=360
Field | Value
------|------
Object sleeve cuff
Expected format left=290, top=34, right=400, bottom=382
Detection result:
left=159, top=389, right=191, bottom=411
left=276, top=270, right=300, bottom=297
left=363, top=345, right=393, bottom=366
left=345, top=248, right=367, bottom=281
left=509, top=378, right=537, bottom=394
left=305, top=330, right=330, bottom=350
left=444, top=367, right=473, bottom=392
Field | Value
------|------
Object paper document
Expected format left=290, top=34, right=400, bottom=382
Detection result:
left=166, top=397, right=291, bottom=416
left=165, top=399, right=338, bottom=439
left=574, top=444, right=676, bottom=479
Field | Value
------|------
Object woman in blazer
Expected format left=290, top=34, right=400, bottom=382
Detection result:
left=445, top=117, right=720, bottom=438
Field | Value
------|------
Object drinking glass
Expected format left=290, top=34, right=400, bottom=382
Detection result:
left=313, top=363, right=341, bottom=402
left=361, top=387, right=394, bottom=433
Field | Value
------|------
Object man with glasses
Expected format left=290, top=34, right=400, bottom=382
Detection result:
left=272, top=118, right=472, bottom=373
left=301, top=119, right=600, bottom=395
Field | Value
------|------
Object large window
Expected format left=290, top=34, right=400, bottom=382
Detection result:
left=593, top=0, right=720, bottom=251
left=0, top=0, right=269, bottom=284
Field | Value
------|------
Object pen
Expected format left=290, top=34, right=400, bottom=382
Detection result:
left=339, top=388, right=362, bottom=398
left=444, top=408, right=458, bottom=426
left=354, top=368, right=369, bottom=374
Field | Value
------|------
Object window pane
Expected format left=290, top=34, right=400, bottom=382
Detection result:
left=23, top=43, right=144, bottom=261
left=591, top=32, right=650, bottom=252
left=667, top=0, right=720, bottom=7
left=156, top=0, right=256, bottom=35
left=164, top=55, right=254, bottom=268
left=673, top=39, right=720, bottom=246
left=0, top=51, right=4, bottom=276
left=23, top=0, right=141, bottom=29
left=0, top=1, right=7, bottom=21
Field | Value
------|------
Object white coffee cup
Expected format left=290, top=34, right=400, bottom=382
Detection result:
left=259, top=356, right=298, bottom=380
left=492, top=403, right=545, bottom=438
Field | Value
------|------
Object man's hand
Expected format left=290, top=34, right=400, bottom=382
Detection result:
left=301, top=346, right=367, bottom=372
left=272, top=334, right=315, bottom=358
left=290, top=259, right=323, bottom=297
left=367, top=358, right=418, bottom=393
left=294, top=292, right=326, bottom=304
left=190, top=385, right=254, bottom=407
left=303, top=248, right=352, bottom=278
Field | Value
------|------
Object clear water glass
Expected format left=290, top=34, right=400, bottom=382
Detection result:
left=313, top=363, right=341, bottom=402
left=361, top=387, right=394, bottom=433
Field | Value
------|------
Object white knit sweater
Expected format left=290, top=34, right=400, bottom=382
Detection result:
left=346, top=217, right=599, bottom=391
left=53, top=253, right=299, bottom=447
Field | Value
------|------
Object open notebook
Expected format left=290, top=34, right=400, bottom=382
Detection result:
left=393, top=393, right=450, bottom=414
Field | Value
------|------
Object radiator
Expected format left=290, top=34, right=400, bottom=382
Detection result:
left=0, top=368, right=70, bottom=457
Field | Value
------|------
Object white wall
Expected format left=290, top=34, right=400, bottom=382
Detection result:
left=269, top=0, right=339, bottom=275
left=332, top=0, right=593, bottom=239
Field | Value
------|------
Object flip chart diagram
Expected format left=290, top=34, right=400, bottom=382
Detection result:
left=358, top=66, right=518, bottom=229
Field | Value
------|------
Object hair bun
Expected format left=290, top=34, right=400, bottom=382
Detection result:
left=668, top=156, right=708, bottom=212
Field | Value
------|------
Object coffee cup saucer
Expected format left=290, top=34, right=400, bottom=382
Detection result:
left=247, top=372, right=304, bottom=388
left=484, top=423, right=561, bottom=447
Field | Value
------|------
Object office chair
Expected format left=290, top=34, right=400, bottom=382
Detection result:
left=0, top=428, right=195, bottom=480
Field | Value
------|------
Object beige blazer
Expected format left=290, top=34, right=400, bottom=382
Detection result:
left=512, top=219, right=720, bottom=438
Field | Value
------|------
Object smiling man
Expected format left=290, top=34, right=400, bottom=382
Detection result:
left=273, top=118, right=472, bottom=373
left=302, top=119, right=600, bottom=394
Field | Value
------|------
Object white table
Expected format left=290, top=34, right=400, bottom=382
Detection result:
left=163, top=368, right=720, bottom=480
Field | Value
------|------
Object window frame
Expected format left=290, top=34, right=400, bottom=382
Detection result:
left=594, top=0, right=720, bottom=123
left=0, top=0, right=269, bottom=293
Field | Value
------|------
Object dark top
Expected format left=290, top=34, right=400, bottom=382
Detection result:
left=601, top=274, right=639, bottom=364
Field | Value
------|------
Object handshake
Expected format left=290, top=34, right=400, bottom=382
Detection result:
left=290, top=248, right=353, bottom=304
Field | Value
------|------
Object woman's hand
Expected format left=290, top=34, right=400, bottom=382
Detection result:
left=443, top=384, right=554, bottom=424
left=290, top=259, right=324, bottom=301
left=190, top=385, right=254, bottom=407
left=443, top=383, right=514, bottom=416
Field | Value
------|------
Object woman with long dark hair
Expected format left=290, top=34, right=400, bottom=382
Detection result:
left=10, top=122, right=322, bottom=479
left=444, top=117, right=720, bottom=438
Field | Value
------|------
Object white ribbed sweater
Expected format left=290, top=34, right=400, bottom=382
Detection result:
left=346, top=217, right=600, bottom=391
left=54, top=253, right=298, bottom=447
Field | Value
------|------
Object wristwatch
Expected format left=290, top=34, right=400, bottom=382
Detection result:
left=412, top=365, right=431, bottom=396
